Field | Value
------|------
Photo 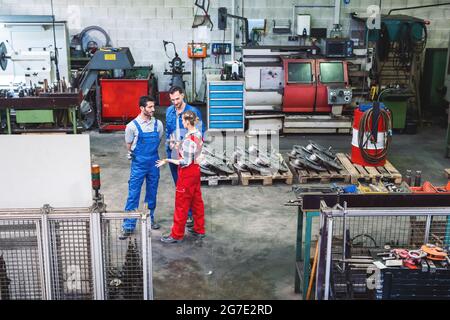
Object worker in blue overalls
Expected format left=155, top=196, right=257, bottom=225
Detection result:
left=120, top=96, right=164, bottom=240
left=166, top=86, right=205, bottom=227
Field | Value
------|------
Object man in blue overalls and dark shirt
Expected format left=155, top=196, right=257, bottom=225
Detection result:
left=166, top=86, right=205, bottom=227
left=120, top=96, right=164, bottom=240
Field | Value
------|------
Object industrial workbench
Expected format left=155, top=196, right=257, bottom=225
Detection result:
left=0, top=93, right=81, bottom=134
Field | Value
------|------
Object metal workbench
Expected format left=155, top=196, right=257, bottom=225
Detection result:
left=0, top=93, right=81, bottom=134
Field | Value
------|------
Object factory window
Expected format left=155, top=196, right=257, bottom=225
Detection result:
left=288, top=62, right=312, bottom=84
left=319, top=62, right=345, bottom=83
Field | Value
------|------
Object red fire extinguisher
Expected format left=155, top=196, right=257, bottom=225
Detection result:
left=351, top=103, right=393, bottom=167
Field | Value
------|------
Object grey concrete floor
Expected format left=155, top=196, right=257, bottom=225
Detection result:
left=89, top=122, right=450, bottom=300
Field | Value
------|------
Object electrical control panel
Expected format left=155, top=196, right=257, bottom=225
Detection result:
left=327, top=86, right=352, bottom=105
left=212, top=43, right=231, bottom=55
left=188, top=43, right=207, bottom=58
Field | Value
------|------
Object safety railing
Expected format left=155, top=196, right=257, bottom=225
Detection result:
left=0, top=206, right=152, bottom=300
left=316, top=202, right=450, bottom=300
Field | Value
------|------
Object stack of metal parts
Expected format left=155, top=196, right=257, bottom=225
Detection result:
left=199, top=145, right=235, bottom=176
left=232, top=145, right=289, bottom=176
left=288, top=141, right=343, bottom=172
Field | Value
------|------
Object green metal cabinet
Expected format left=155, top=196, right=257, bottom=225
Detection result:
left=15, top=110, right=55, bottom=124
left=422, top=48, right=448, bottom=114
left=382, top=98, right=408, bottom=130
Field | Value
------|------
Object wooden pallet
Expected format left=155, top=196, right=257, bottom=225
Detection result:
left=336, top=153, right=402, bottom=185
left=239, top=169, right=294, bottom=186
left=201, top=173, right=239, bottom=187
left=288, top=162, right=351, bottom=184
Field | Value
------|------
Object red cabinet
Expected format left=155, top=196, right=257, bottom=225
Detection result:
left=100, top=78, right=149, bottom=122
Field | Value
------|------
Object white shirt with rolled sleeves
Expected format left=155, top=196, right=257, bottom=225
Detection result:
left=125, top=116, right=164, bottom=151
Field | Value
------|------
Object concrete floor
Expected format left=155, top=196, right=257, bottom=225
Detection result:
left=90, top=119, right=450, bottom=300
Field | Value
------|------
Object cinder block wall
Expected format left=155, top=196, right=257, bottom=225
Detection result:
left=1, top=0, right=449, bottom=94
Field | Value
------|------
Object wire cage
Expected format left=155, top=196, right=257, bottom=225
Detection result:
left=315, top=203, right=450, bottom=300
left=47, top=218, right=94, bottom=300
left=101, top=218, right=145, bottom=300
left=0, top=219, right=43, bottom=300
left=0, top=208, right=152, bottom=300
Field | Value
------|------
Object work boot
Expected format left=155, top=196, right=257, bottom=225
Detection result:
left=119, top=230, right=133, bottom=240
left=151, top=221, right=161, bottom=230
left=187, top=227, right=205, bottom=239
left=149, top=209, right=160, bottom=230
left=186, top=216, right=194, bottom=228
left=161, top=235, right=182, bottom=244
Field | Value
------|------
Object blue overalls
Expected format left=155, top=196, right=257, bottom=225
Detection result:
left=122, top=119, right=160, bottom=232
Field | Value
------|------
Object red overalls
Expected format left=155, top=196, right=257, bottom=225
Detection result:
left=170, top=133, right=205, bottom=240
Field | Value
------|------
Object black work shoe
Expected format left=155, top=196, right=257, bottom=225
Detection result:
left=119, top=230, right=133, bottom=240
left=160, top=235, right=182, bottom=244
left=187, top=227, right=206, bottom=239
left=186, top=217, right=194, bottom=228
left=151, top=222, right=161, bottom=230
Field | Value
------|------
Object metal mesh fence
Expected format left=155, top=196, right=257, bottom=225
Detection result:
left=0, top=219, right=43, bottom=300
left=48, top=219, right=93, bottom=300
left=424, top=216, right=450, bottom=247
left=102, top=219, right=144, bottom=300
left=0, top=209, right=151, bottom=300
left=328, top=215, right=426, bottom=300
left=318, top=207, right=450, bottom=300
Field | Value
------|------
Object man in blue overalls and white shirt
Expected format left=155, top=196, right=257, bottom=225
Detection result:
left=166, top=86, right=205, bottom=227
left=120, top=96, right=164, bottom=240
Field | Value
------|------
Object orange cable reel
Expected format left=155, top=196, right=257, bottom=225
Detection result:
left=421, top=244, right=448, bottom=261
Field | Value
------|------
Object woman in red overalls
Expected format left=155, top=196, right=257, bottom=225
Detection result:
left=156, top=111, right=205, bottom=244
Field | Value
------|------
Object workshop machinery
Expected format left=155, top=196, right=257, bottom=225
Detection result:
left=351, top=13, right=429, bottom=133
left=76, top=47, right=157, bottom=131
left=241, top=46, right=354, bottom=134
left=69, top=25, right=113, bottom=71
left=163, top=40, right=190, bottom=91
left=0, top=15, right=77, bottom=133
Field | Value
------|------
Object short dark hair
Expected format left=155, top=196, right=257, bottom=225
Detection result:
left=169, top=86, right=184, bottom=96
left=139, top=96, right=155, bottom=108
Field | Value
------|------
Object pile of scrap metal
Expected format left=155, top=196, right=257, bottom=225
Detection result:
left=288, top=141, right=343, bottom=172
left=199, top=145, right=235, bottom=176
left=231, top=145, right=289, bottom=176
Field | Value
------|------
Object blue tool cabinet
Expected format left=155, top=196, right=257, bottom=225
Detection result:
left=207, top=81, right=245, bottom=131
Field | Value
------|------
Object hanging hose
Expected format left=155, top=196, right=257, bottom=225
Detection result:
left=357, top=107, right=393, bottom=165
